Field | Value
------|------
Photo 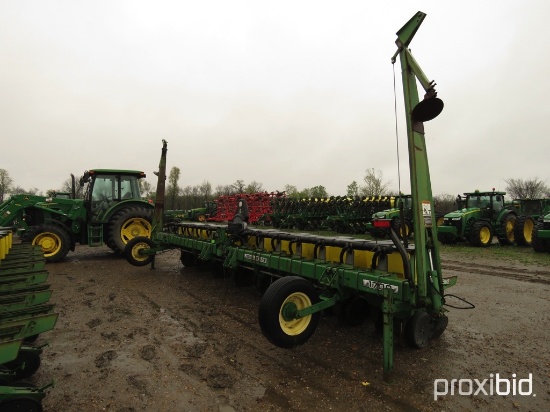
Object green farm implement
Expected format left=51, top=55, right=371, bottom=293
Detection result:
left=124, top=11, right=456, bottom=382
left=437, top=190, right=517, bottom=246
left=0, top=229, right=58, bottom=410
left=0, top=168, right=153, bottom=262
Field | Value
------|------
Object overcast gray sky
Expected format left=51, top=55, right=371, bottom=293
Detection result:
left=1, top=0, right=548, bottom=198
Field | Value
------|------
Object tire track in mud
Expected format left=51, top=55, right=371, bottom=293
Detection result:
left=442, top=260, right=550, bottom=285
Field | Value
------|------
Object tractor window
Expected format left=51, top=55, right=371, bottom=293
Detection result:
left=120, top=177, right=140, bottom=200
left=91, top=175, right=116, bottom=201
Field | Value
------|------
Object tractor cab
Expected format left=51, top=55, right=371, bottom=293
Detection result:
left=81, top=169, right=147, bottom=221
left=465, top=191, right=505, bottom=218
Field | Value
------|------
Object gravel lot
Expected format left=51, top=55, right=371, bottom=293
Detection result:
left=28, top=244, right=550, bottom=411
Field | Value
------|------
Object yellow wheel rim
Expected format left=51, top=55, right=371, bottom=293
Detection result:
left=120, top=218, right=152, bottom=245
left=479, top=227, right=491, bottom=244
left=198, top=214, right=206, bottom=222
left=279, top=292, right=312, bottom=336
left=524, top=219, right=534, bottom=243
left=505, top=218, right=515, bottom=241
left=33, top=232, right=62, bottom=257
left=131, top=241, right=151, bottom=262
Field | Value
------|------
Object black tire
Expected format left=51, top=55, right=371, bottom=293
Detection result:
left=3, top=350, right=41, bottom=379
left=405, top=310, right=433, bottom=348
left=532, top=217, right=550, bottom=253
left=180, top=251, right=196, bottom=267
left=469, top=221, right=493, bottom=247
left=259, top=276, right=321, bottom=348
left=497, top=214, right=516, bottom=246
left=514, top=215, right=535, bottom=246
left=107, top=206, right=153, bottom=253
left=21, top=224, right=71, bottom=262
left=124, top=237, right=154, bottom=267
left=392, top=218, right=412, bottom=239
left=0, top=398, right=43, bottom=412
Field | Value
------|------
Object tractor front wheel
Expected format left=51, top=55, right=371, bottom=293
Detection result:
left=22, top=224, right=71, bottom=262
left=259, top=276, right=321, bottom=348
left=107, top=206, right=153, bottom=253
left=469, top=221, right=493, bottom=247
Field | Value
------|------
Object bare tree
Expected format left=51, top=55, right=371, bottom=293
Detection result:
left=360, top=168, right=391, bottom=197
left=434, top=193, right=457, bottom=213
left=245, top=180, right=264, bottom=193
left=166, top=167, right=181, bottom=209
left=0, top=169, right=13, bottom=202
left=505, top=177, right=548, bottom=199
left=199, top=180, right=212, bottom=201
left=232, top=179, right=246, bottom=193
left=214, top=185, right=235, bottom=197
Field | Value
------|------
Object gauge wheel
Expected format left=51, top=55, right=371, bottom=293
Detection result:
left=259, top=276, right=321, bottom=348
left=125, top=237, right=154, bottom=267
left=405, top=310, right=433, bottom=348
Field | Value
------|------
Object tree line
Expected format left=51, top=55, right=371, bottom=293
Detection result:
left=1, top=167, right=549, bottom=213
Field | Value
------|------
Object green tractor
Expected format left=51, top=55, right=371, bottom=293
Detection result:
left=437, top=190, right=517, bottom=247
left=512, top=198, right=550, bottom=246
left=0, top=169, right=153, bottom=262
left=532, top=212, right=550, bottom=253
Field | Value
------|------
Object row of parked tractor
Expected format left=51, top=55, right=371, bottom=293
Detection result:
left=245, top=190, right=550, bottom=252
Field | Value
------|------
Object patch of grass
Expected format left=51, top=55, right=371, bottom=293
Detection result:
left=440, top=243, right=550, bottom=267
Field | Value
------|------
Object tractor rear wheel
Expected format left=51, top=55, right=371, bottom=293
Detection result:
left=514, top=215, right=535, bottom=246
left=469, top=221, right=493, bottom=247
left=107, top=206, right=153, bottom=253
left=259, top=276, right=321, bottom=348
left=497, top=214, right=516, bottom=246
left=22, top=224, right=71, bottom=262
left=532, top=217, right=550, bottom=253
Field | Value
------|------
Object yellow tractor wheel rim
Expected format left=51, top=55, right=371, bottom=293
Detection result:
left=523, top=219, right=534, bottom=243
left=198, top=214, right=206, bottom=222
left=505, top=219, right=515, bottom=241
left=279, top=292, right=312, bottom=336
left=479, top=227, right=491, bottom=244
left=120, top=218, right=152, bottom=245
left=33, top=232, right=62, bottom=257
left=131, top=241, right=151, bottom=262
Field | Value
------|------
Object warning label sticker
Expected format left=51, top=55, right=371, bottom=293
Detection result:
left=422, top=200, right=432, bottom=227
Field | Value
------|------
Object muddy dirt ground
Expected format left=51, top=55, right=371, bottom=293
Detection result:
left=30, top=244, right=550, bottom=412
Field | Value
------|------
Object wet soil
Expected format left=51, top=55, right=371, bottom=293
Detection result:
left=30, top=245, right=550, bottom=411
